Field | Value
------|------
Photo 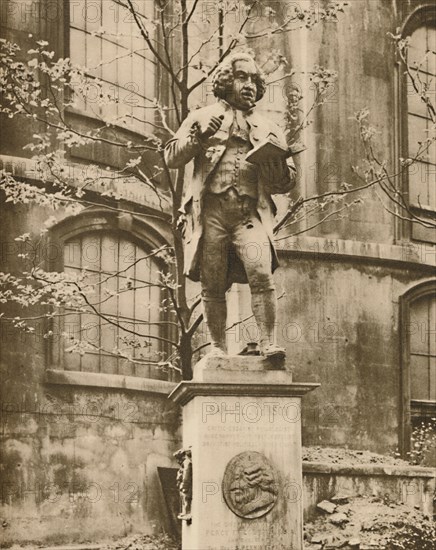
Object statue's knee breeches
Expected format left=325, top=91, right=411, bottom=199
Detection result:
left=234, top=223, right=275, bottom=294
left=200, top=191, right=275, bottom=297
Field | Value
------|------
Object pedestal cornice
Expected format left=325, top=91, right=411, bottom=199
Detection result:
left=169, top=381, right=320, bottom=406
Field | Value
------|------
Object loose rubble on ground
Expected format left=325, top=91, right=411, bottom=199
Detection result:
left=304, top=495, right=435, bottom=549
left=98, top=494, right=435, bottom=550
left=100, top=534, right=180, bottom=550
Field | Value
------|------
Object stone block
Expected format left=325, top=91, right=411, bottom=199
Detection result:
left=170, top=355, right=319, bottom=550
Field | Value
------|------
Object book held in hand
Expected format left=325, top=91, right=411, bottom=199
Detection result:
left=245, top=138, right=306, bottom=164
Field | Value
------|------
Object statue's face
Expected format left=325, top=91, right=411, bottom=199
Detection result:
left=227, top=59, right=258, bottom=111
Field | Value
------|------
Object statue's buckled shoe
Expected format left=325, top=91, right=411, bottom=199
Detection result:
left=206, top=345, right=227, bottom=357
left=262, top=344, right=286, bottom=359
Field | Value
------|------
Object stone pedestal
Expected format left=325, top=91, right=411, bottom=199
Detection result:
left=169, top=356, right=319, bottom=550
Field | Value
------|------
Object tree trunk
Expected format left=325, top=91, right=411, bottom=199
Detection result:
left=179, top=331, right=193, bottom=380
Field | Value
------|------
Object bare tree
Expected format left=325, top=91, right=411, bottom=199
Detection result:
left=10, top=1, right=421, bottom=380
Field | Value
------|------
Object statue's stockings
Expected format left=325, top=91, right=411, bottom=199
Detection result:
left=203, top=289, right=277, bottom=353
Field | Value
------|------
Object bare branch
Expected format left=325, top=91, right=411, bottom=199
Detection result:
left=184, top=0, right=200, bottom=24
left=276, top=204, right=351, bottom=240
left=187, top=0, right=259, bottom=95
left=124, top=0, right=182, bottom=91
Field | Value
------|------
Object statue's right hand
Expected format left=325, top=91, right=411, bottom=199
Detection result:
left=198, top=115, right=224, bottom=140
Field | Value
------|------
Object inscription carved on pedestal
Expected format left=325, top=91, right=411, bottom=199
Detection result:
left=222, top=451, right=278, bottom=519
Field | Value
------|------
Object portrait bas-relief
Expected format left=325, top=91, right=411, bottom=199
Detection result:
left=222, top=451, right=279, bottom=519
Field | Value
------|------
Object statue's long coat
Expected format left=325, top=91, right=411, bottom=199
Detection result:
left=164, top=100, right=296, bottom=285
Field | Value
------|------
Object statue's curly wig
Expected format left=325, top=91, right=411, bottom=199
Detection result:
left=212, top=53, right=266, bottom=103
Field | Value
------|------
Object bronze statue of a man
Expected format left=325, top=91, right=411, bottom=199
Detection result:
left=164, top=53, right=296, bottom=359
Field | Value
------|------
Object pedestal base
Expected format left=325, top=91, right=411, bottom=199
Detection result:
left=169, top=356, right=319, bottom=550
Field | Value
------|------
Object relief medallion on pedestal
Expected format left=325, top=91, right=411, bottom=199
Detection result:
left=222, top=451, right=279, bottom=519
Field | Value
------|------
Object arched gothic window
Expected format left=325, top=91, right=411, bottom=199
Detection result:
left=402, top=8, right=436, bottom=242
left=400, top=281, right=436, bottom=463
left=408, top=291, right=436, bottom=404
left=49, top=212, right=175, bottom=381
